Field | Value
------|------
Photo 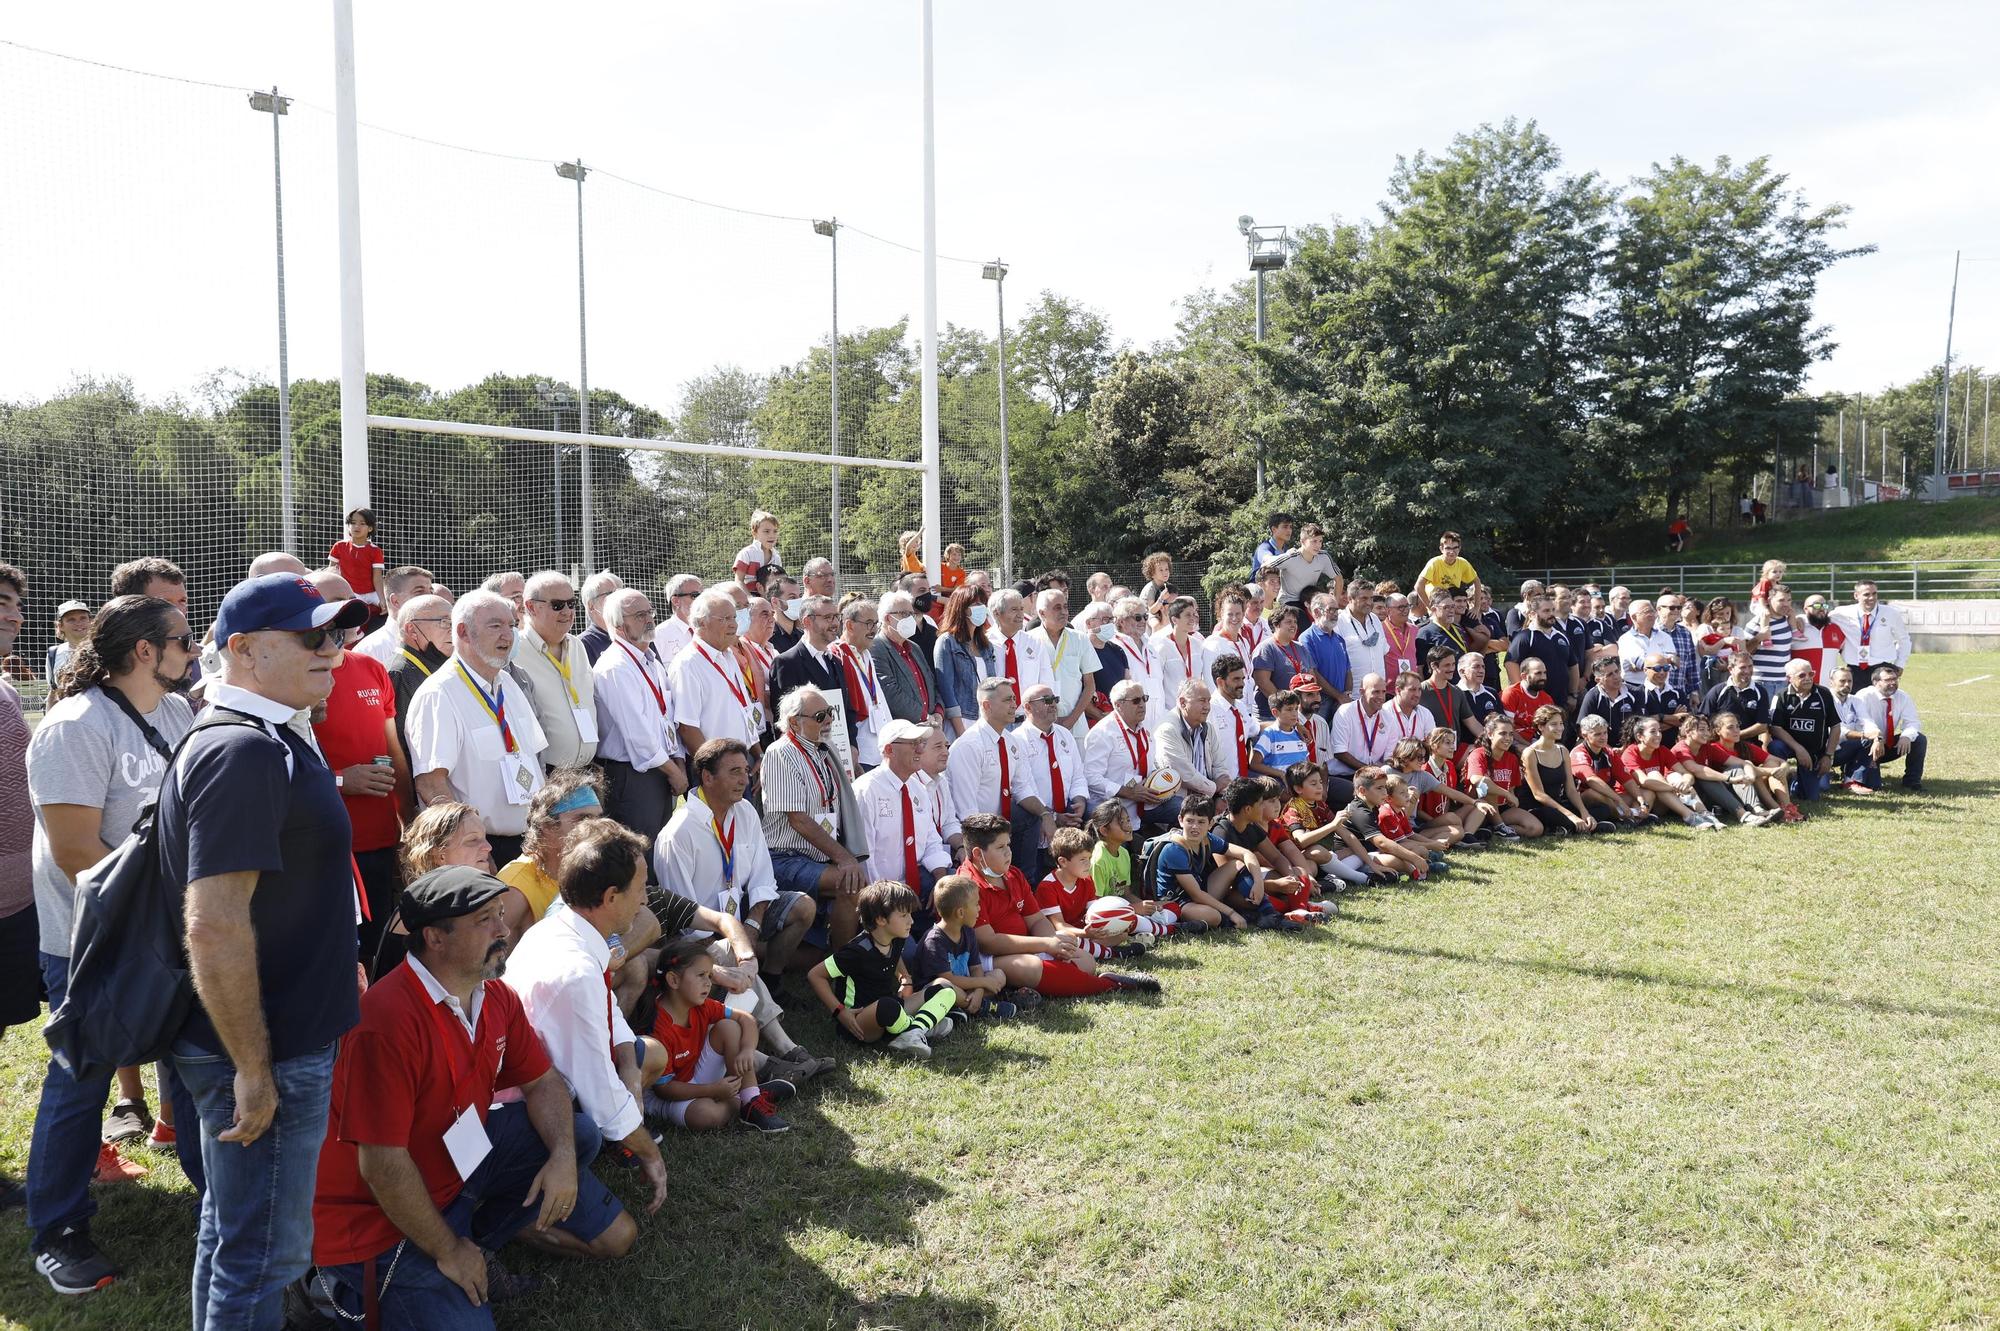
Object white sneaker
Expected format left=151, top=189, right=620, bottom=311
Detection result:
left=887, top=1030, right=932, bottom=1058
left=1690, top=816, right=1721, bottom=832
left=924, top=1016, right=955, bottom=1041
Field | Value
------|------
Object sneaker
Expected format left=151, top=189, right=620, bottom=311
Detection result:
left=1781, top=804, right=1806, bottom=824
left=93, top=1143, right=146, bottom=1184
left=1105, top=972, right=1163, bottom=993
left=772, top=1048, right=837, bottom=1081
left=33, top=1225, right=119, bottom=1296
left=1842, top=780, right=1876, bottom=795
left=1285, top=909, right=1320, bottom=926
left=1111, top=940, right=1148, bottom=959
left=1000, top=986, right=1043, bottom=1009
left=760, top=1077, right=798, bottom=1106
left=887, top=1029, right=932, bottom=1058
left=739, top=1095, right=791, bottom=1134
left=984, top=999, right=1019, bottom=1019
left=101, top=1099, right=152, bottom=1145
left=1251, top=911, right=1286, bottom=930
left=148, top=1120, right=177, bottom=1147
left=1171, top=918, right=1209, bottom=937
left=1694, top=816, right=1723, bottom=832
left=483, top=1255, right=545, bottom=1305
left=1493, top=823, right=1521, bottom=840
left=1902, top=781, right=1925, bottom=793
left=923, top=1016, right=955, bottom=1041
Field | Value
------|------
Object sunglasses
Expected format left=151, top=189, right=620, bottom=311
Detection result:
left=289, top=626, right=342, bottom=652
left=536, top=597, right=578, bottom=612
left=157, top=631, right=197, bottom=651
left=801, top=708, right=833, bottom=723
left=1645, top=663, right=1668, bottom=671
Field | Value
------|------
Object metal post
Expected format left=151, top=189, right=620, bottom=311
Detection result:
left=1933, top=251, right=1960, bottom=496
left=251, top=86, right=296, bottom=554
left=1254, top=268, right=1267, bottom=495
left=994, top=262, right=1012, bottom=583
left=552, top=395, right=563, bottom=569
left=571, top=161, right=593, bottom=574
left=1984, top=376, right=1992, bottom=473
left=917, top=0, right=941, bottom=577
left=332, top=0, right=371, bottom=514
left=1962, top=369, right=1974, bottom=473
left=815, top=219, right=841, bottom=576
left=1835, top=409, right=1844, bottom=493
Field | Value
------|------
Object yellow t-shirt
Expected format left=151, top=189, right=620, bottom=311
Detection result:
left=498, top=857, right=560, bottom=921
left=1417, top=555, right=1480, bottom=595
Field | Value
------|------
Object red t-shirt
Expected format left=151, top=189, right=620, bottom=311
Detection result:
left=329, top=539, right=385, bottom=598
left=1614, top=743, right=1674, bottom=786
left=1418, top=762, right=1456, bottom=819
left=313, top=652, right=400, bottom=851
left=1035, top=873, right=1094, bottom=927
left=1729, top=739, right=1770, bottom=765
left=312, top=962, right=552, bottom=1265
left=966, top=861, right=1039, bottom=937
left=1501, top=683, right=1555, bottom=737
left=1464, top=746, right=1521, bottom=793
left=1570, top=742, right=1615, bottom=788
left=650, top=997, right=729, bottom=1085
left=1377, top=805, right=1414, bottom=840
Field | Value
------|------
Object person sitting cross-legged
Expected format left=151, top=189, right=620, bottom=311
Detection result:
left=311, top=867, right=637, bottom=1330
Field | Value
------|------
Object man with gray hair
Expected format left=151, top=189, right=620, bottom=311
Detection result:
left=512, top=569, right=598, bottom=771
left=762, top=685, right=870, bottom=945
left=1616, top=599, right=1676, bottom=690
left=800, top=557, right=835, bottom=602
left=483, top=570, right=527, bottom=623
left=1029, top=584, right=1099, bottom=742
left=407, top=588, right=549, bottom=864
left=579, top=569, right=623, bottom=664
left=871, top=588, right=942, bottom=726
left=1086, top=678, right=1180, bottom=831
left=356, top=565, right=436, bottom=665
left=989, top=587, right=1050, bottom=716
left=1505, top=579, right=1546, bottom=638
left=592, top=588, right=686, bottom=842
left=769, top=594, right=853, bottom=771
left=669, top=587, right=760, bottom=759
left=385, top=592, right=452, bottom=755
left=653, top=572, right=704, bottom=665
left=948, top=676, right=1055, bottom=881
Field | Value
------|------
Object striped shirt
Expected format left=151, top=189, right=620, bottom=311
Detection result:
left=1751, top=618, right=1794, bottom=687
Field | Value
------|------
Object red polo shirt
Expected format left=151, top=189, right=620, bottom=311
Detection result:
left=313, top=651, right=400, bottom=851
left=312, top=961, right=552, bottom=1266
left=964, top=860, right=1038, bottom=936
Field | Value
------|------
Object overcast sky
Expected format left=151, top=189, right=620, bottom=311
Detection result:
left=3, top=2, right=1996, bottom=422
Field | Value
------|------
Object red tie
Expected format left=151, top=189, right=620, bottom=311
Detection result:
left=997, top=737, right=1013, bottom=817
left=1884, top=699, right=1897, bottom=749
left=1043, top=731, right=1065, bottom=809
left=1232, top=710, right=1247, bottom=772
left=1004, top=637, right=1020, bottom=687
left=900, top=783, right=921, bottom=887
left=898, top=641, right=932, bottom=714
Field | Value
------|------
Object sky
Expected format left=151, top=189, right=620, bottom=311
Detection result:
left=2, top=1, right=1997, bottom=425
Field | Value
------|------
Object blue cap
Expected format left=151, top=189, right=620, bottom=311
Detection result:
left=212, top=572, right=371, bottom=643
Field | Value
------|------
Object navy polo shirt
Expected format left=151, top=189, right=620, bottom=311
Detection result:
left=1506, top=628, right=1576, bottom=705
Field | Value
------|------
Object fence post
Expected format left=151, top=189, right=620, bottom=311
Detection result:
left=1677, top=567, right=1685, bottom=594
left=1828, top=562, right=1837, bottom=601
left=1912, top=565, right=1919, bottom=599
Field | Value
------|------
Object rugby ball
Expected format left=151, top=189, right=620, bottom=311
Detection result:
left=1086, top=899, right=1140, bottom=938
left=1143, top=767, right=1180, bottom=799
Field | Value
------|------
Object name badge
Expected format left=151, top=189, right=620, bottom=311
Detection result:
left=572, top=706, right=599, bottom=744
left=443, top=1103, right=492, bottom=1181
left=813, top=811, right=837, bottom=836
left=501, top=752, right=536, bottom=805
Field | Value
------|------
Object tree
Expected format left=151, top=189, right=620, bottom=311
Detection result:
left=1011, top=292, right=1113, bottom=417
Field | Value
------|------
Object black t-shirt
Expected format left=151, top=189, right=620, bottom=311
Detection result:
left=1342, top=799, right=1382, bottom=844
left=1579, top=686, right=1643, bottom=745
left=1222, top=818, right=1270, bottom=857
left=823, top=933, right=902, bottom=1009
left=1769, top=685, right=1838, bottom=760
left=1506, top=628, right=1575, bottom=705
left=1637, top=685, right=1686, bottom=718
left=158, top=709, right=360, bottom=1060
left=769, top=621, right=803, bottom=656
left=1702, top=681, right=1768, bottom=725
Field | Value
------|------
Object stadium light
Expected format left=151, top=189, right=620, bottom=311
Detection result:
left=983, top=259, right=1012, bottom=581
left=248, top=87, right=295, bottom=553
left=813, top=219, right=841, bottom=575
left=1238, top=216, right=1291, bottom=494
left=555, top=160, right=591, bottom=571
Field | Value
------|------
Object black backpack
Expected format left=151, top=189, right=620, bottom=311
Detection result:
left=44, top=710, right=265, bottom=1080
left=1135, top=833, right=1175, bottom=903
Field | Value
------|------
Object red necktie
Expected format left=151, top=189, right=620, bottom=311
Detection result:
left=900, top=783, right=921, bottom=887
left=898, top=641, right=932, bottom=713
left=1233, top=710, right=1248, bottom=772
left=1043, top=731, right=1065, bottom=809
left=997, top=737, right=1013, bottom=817
left=1884, top=699, right=1897, bottom=748
left=1004, top=637, right=1020, bottom=687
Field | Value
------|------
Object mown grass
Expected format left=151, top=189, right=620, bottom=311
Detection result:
left=1605, top=494, right=2000, bottom=567
left=4, top=653, right=1999, bottom=1330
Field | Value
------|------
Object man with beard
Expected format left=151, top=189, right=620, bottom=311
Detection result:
left=1505, top=593, right=1579, bottom=707
left=311, top=867, right=636, bottom=1328
left=1792, top=594, right=1849, bottom=688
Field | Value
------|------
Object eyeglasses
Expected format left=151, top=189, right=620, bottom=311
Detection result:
left=409, top=616, right=451, bottom=626
left=801, top=708, right=833, bottom=723
left=289, top=626, right=341, bottom=652
left=1027, top=695, right=1058, bottom=706
left=535, top=597, right=578, bottom=612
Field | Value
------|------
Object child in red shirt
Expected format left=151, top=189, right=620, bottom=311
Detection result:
left=643, top=940, right=790, bottom=1133
left=1036, top=828, right=1146, bottom=958
left=960, top=813, right=1155, bottom=998
left=329, top=507, right=387, bottom=613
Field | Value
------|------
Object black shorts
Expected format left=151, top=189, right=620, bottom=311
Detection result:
left=0, top=902, right=43, bottom=1028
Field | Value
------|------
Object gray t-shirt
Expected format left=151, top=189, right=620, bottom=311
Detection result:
left=1276, top=551, right=1339, bottom=604
left=28, top=688, right=195, bottom=955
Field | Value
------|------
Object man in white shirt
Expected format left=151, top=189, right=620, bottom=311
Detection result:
left=505, top=819, right=668, bottom=1212
left=853, top=719, right=954, bottom=906
left=592, top=589, right=688, bottom=844
left=1029, top=586, right=1099, bottom=742
left=1153, top=678, right=1219, bottom=800
left=914, top=726, right=965, bottom=865
left=1336, top=581, right=1389, bottom=685
left=1383, top=669, right=1438, bottom=749
left=652, top=573, right=703, bottom=664
left=762, top=686, right=869, bottom=945
left=579, top=568, right=623, bottom=664
left=948, top=677, right=1056, bottom=884
left=354, top=564, right=434, bottom=665
left=1205, top=654, right=1261, bottom=786
left=1019, top=684, right=1088, bottom=838
left=407, top=588, right=549, bottom=863
left=669, top=588, right=760, bottom=760
left=1830, top=580, right=1912, bottom=672
left=1616, top=600, right=1677, bottom=689
left=1086, top=679, right=1180, bottom=831
left=1107, top=597, right=1166, bottom=727
left=988, top=588, right=1051, bottom=718
left=833, top=598, right=885, bottom=772
left=1849, top=663, right=1926, bottom=792
left=1329, top=673, right=1397, bottom=782
left=511, top=569, right=598, bottom=770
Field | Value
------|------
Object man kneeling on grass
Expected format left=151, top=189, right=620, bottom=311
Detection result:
left=311, top=867, right=636, bottom=1329
left=810, top=881, right=961, bottom=1059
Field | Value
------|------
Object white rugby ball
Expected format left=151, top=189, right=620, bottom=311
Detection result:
left=1143, top=767, right=1180, bottom=799
left=1086, top=899, right=1140, bottom=938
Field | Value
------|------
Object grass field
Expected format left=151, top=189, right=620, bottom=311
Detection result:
left=3, top=653, right=1998, bottom=1330
left=1605, top=494, right=2000, bottom=567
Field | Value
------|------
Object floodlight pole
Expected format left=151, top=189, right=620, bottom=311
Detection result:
left=1962, top=369, right=1975, bottom=474
left=332, top=0, right=370, bottom=514
left=815, top=219, right=842, bottom=577
left=1254, top=268, right=1266, bottom=495
left=1983, top=376, right=1991, bottom=473
left=1931, top=250, right=1959, bottom=498
left=984, top=259, right=1012, bottom=582
left=918, top=0, right=942, bottom=577
left=249, top=87, right=296, bottom=553
left=558, top=159, right=592, bottom=574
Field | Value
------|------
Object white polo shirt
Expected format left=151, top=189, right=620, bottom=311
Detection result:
left=1327, top=700, right=1398, bottom=776
left=406, top=655, right=549, bottom=835
left=652, top=789, right=777, bottom=931
left=1030, top=623, right=1101, bottom=717
left=653, top=615, right=694, bottom=666
left=947, top=717, right=1037, bottom=820
left=669, top=638, right=759, bottom=750
left=1085, top=713, right=1156, bottom=823
left=1151, top=630, right=1209, bottom=721
left=853, top=765, right=952, bottom=884
left=1109, top=634, right=1167, bottom=728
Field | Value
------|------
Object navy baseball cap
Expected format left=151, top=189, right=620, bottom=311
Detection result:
left=212, top=572, right=370, bottom=643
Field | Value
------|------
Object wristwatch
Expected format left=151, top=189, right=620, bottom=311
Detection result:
left=333, top=772, right=344, bottom=789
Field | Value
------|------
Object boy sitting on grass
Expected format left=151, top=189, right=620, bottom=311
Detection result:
left=808, top=881, right=960, bottom=1059
left=1253, top=780, right=1338, bottom=921
left=640, top=938, right=794, bottom=1134
left=1381, top=775, right=1451, bottom=876
left=1217, top=779, right=1305, bottom=931
left=1087, top=800, right=1186, bottom=938
left=962, top=813, right=1160, bottom=997
left=1039, top=827, right=1150, bottom=958
left=1150, top=795, right=1247, bottom=930
left=1345, top=767, right=1434, bottom=882
left=909, top=874, right=1017, bottom=1020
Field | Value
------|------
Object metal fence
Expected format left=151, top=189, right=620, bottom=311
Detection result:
left=1501, top=560, right=2000, bottom=603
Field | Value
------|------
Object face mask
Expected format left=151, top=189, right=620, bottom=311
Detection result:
left=1093, top=623, right=1115, bottom=644
left=893, top=615, right=919, bottom=638
left=785, top=597, right=806, bottom=619
left=968, top=605, right=989, bottom=628
left=734, top=608, right=752, bottom=634
left=912, top=592, right=935, bottom=613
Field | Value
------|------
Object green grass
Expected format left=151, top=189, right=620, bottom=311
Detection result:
left=1605, top=495, right=2000, bottom=567
left=6, top=654, right=2000, bottom=1329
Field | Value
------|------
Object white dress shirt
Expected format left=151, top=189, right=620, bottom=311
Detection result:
left=1328, top=700, right=1398, bottom=775
left=993, top=629, right=1053, bottom=704
left=1085, top=713, right=1155, bottom=823
left=913, top=769, right=961, bottom=844
left=405, top=656, right=549, bottom=835
left=505, top=899, right=641, bottom=1141
left=511, top=630, right=598, bottom=768
left=653, top=614, right=694, bottom=667
left=853, top=766, right=952, bottom=883
left=1335, top=611, right=1388, bottom=684
left=1617, top=627, right=1678, bottom=689
left=355, top=623, right=400, bottom=667
left=652, top=789, right=777, bottom=931
left=1206, top=696, right=1262, bottom=785
left=1110, top=634, right=1167, bottom=728
left=947, top=717, right=1036, bottom=819
left=1849, top=685, right=1922, bottom=740
left=833, top=642, right=884, bottom=769
left=1151, top=630, right=1209, bottom=719
left=1830, top=603, right=1912, bottom=669
left=1018, top=720, right=1086, bottom=815
left=593, top=637, right=683, bottom=773
left=669, top=638, right=759, bottom=749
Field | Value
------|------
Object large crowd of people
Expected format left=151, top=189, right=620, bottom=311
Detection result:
left=0, top=507, right=1930, bottom=1329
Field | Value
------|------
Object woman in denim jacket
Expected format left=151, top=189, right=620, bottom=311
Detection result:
left=932, top=584, right=995, bottom=738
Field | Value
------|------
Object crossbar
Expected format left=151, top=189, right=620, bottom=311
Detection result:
left=365, top=414, right=932, bottom=473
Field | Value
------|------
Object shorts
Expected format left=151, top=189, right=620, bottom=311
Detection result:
left=0, top=902, right=41, bottom=1027
left=758, top=890, right=811, bottom=943
left=653, top=1042, right=727, bottom=1126
left=769, top=850, right=830, bottom=897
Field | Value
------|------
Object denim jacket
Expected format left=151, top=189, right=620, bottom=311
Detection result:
left=932, top=633, right=996, bottom=721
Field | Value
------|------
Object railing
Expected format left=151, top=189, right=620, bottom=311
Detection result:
left=1499, top=560, right=2000, bottom=603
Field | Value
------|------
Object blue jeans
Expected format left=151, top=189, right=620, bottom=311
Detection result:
left=1768, top=735, right=1832, bottom=801
left=25, top=953, right=202, bottom=1250
left=1833, top=736, right=1875, bottom=785
left=174, top=1038, right=337, bottom=1331
left=318, top=1105, right=619, bottom=1331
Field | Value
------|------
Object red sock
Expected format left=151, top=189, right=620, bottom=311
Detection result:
left=1034, top=958, right=1117, bottom=997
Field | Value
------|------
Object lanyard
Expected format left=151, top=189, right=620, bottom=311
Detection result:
left=400, top=648, right=434, bottom=678
left=1392, top=703, right=1421, bottom=739
left=1429, top=684, right=1456, bottom=728
left=1173, top=634, right=1193, bottom=677
left=1384, top=619, right=1413, bottom=660
left=541, top=637, right=579, bottom=704
left=1118, top=635, right=1152, bottom=678
left=696, top=643, right=749, bottom=708
left=1859, top=610, right=1873, bottom=649
left=839, top=644, right=878, bottom=702
left=1051, top=628, right=1070, bottom=671
left=1118, top=720, right=1149, bottom=776
left=787, top=734, right=833, bottom=812
left=617, top=641, right=667, bottom=714
left=1356, top=705, right=1383, bottom=757
left=710, top=806, right=737, bottom=887
left=456, top=664, right=517, bottom=753
left=422, top=985, right=480, bottom=1114
left=1437, top=620, right=1467, bottom=653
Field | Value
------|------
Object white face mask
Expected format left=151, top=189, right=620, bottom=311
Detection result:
left=893, top=615, right=919, bottom=638
left=1093, top=623, right=1115, bottom=644
left=968, top=604, right=989, bottom=628
left=785, top=597, right=807, bottom=619
left=734, top=608, right=752, bottom=634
